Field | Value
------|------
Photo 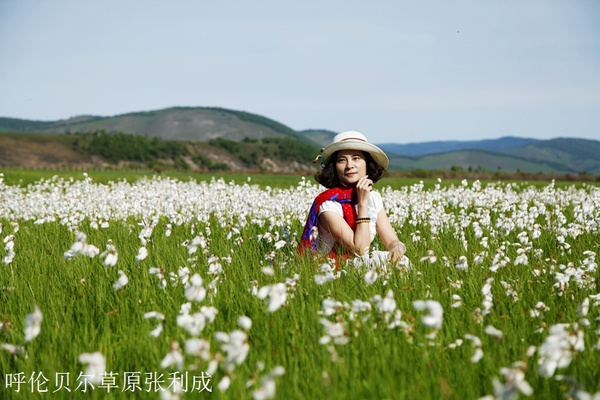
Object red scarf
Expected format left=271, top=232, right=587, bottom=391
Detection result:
left=299, top=186, right=356, bottom=258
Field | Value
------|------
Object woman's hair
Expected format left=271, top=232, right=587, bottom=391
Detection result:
left=314, top=150, right=386, bottom=188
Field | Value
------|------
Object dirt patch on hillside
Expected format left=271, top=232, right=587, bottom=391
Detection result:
left=0, top=134, right=315, bottom=173
left=0, top=136, right=103, bottom=168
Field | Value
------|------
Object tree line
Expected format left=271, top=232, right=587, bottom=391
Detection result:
left=63, top=130, right=319, bottom=172
left=67, top=130, right=189, bottom=164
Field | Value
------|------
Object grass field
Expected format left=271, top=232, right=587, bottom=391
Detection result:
left=2, top=168, right=597, bottom=190
left=1, top=168, right=437, bottom=189
left=1, top=171, right=599, bottom=399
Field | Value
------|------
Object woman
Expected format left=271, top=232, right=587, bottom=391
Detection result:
left=300, top=131, right=406, bottom=265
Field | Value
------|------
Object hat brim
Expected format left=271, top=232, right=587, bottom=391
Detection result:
left=321, top=140, right=389, bottom=169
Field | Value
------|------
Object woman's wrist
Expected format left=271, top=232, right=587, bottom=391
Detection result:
left=390, top=240, right=405, bottom=251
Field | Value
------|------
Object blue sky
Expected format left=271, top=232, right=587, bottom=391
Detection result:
left=1, top=0, right=598, bottom=144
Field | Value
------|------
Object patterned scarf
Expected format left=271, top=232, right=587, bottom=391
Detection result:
left=299, top=186, right=356, bottom=257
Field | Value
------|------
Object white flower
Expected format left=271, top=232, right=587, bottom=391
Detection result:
left=364, top=270, right=378, bottom=285
left=144, top=311, right=166, bottom=320
left=274, top=240, right=287, bottom=250
left=161, top=341, right=184, bottom=370
left=208, top=259, right=223, bottom=275
left=238, top=315, right=252, bottom=330
left=176, top=267, right=191, bottom=286
left=216, top=330, right=250, bottom=371
left=187, top=236, right=206, bottom=254
left=149, top=324, right=163, bottom=337
left=80, top=243, right=99, bottom=258
left=464, top=334, right=483, bottom=363
left=100, top=242, right=118, bottom=266
left=351, top=299, right=372, bottom=313
left=514, top=251, right=529, bottom=266
left=149, top=267, right=167, bottom=289
left=413, top=300, right=443, bottom=329
left=471, top=348, right=484, bottom=363
left=78, top=352, right=106, bottom=385
left=492, top=361, right=533, bottom=399
left=590, top=293, right=600, bottom=307
left=185, top=338, right=210, bottom=361
left=136, top=246, right=148, bottom=262
left=64, top=232, right=99, bottom=259
left=314, top=263, right=339, bottom=285
left=481, top=278, right=494, bottom=316
left=218, top=376, right=231, bottom=391
left=112, top=270, right=128, bottom=290
left=473, top=253, right=485, bottom=264
left=374, top=290, right=397, bottom=314
left=252, top=366, right=285, bottom=400
left=256, top=283, right=287, bottom=312
left=177, top=312, right=207, bottom=336
left=201, top=305, right=219, bottom=322
left=577, top=298, right=590, bottom=317
left=24, top=305, right=43, bottom=342
left=321, top=299, right=344, bottom=316
left=185, top=273, right=206, bottom=302
left=420, top=250, right=437, bottom=264
left=485, top=325, right=503, bottom=340
left=451, top=294, right=462, bottom=308
left=319, top=318, right=349, bottom=345
left=144, top=311, right=165, bottom=337
left=538, top=324, right=583, bottom=378
left=530, top=301, right=550, bottom=318
left=3, top=235, right=15, bottom=264
left=456, top=255, right=468, bottom=271
left=1, top=343, right=26, bottom=356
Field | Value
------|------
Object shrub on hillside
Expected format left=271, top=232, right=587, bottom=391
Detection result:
left=69, top=130, right=189, bottom=164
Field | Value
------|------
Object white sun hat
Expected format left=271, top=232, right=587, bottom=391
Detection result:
left=319, top=131, right=389, bottom=169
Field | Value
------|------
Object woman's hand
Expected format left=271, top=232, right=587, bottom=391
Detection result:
left=354, top=176, right=373, bottom=207
left=387, top=240, right=406, bottom=263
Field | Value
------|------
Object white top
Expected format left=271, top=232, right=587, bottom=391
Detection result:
left=317, top=191, right=384, bottom=254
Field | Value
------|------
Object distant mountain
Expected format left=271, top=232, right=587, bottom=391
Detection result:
left=377, top=137, right=540, bottom=156
left=0, top=107, right=321, bottom=147
left=298, top=129, right=337, bottom=148
left=1, top=107, right=599, bottom=175
left=387, top=149, right=572, bottom=174
left=384, top=138, right=600, bottom=175
left=509, top=138, right=600, bottom=175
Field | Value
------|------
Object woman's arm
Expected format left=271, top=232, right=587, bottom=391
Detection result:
left=319, top=210, right=371, bottom=255
left=376, top=208, right=406, bottom=262
left=318, top=176, right=373, bottom=255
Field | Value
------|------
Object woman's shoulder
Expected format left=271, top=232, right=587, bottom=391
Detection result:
left=371, top=190, right=383, bottom=203
left=371, top=190, right=384, bottom=211
left=318, top=200, right=343, bottom=215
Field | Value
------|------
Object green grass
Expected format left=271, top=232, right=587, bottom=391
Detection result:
left=2, top=168, right=598, bottom=190
left=0, top=173, right=599, bottom=399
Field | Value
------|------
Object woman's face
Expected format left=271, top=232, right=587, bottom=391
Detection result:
left=335, top=150, right=367, bottom=186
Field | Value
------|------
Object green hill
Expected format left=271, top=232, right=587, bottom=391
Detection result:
left=0, top=107, right=320, bottom=147
left=509, top=138, right=600, bottom=175
left=1, top=107, right=599, bottom=175
left=388, top=149, right=571, bottom=174
left=298, top=129, right=337, bottom=148
left=0, top=131, right=320, bottom=173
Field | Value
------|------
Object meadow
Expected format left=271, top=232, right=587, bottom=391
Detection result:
left=1, top=171, right=599, bottom=399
